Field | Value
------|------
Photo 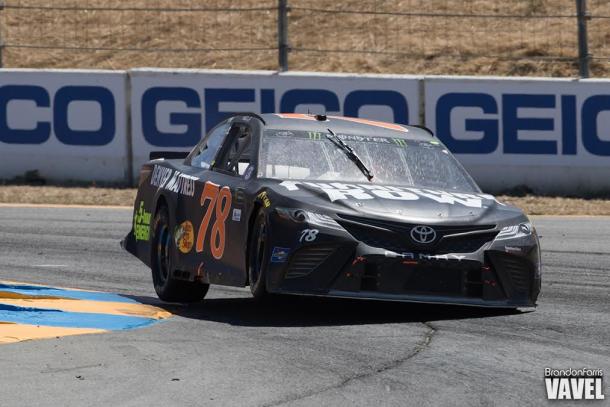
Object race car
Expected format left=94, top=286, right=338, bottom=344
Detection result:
left=122, top=113, right=541, bottom=308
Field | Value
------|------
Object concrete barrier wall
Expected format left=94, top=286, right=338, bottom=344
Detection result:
left=1, top=68, right=609, bottom=194
left=0, top=69, right=129, bottom=183
left=425, top=76, right=610, bottom=194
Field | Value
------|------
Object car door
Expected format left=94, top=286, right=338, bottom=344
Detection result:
left=174, top=118, right=259, bottom=287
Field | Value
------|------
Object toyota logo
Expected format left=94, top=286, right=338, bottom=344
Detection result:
left=410, top=226, right=437, bottom=244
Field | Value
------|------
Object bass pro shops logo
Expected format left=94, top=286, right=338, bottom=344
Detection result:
left=545, top=368, right=604, bottom=400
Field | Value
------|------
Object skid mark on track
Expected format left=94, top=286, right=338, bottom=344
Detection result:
left=263, top=322, right=437, bottom=407
left=0, top=281, right=170, bottom=344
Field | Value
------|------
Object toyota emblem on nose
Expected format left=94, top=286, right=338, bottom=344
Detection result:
left=410, top=226, right=437, bottom=244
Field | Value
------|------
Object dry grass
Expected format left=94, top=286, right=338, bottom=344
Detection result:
left=1, top=0, right=609, bottom=77
left=1, top=186, right=610, bottom=216
left=497, top=195, right=610, bottom=216
left=0, top=186, right=136, bottom=207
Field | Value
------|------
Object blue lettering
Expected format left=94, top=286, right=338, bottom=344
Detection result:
left=279, top=89, right=340, bottom=114
left=503, top=94, right=556, bottom=154
left=142, top=87, right=201, bottom=147
left=561, top=95, right=577, bottom=155
left=344, top=90, right=409, bottom=124
left=204, top=88, right=255, bottom=132
left=54, top=86, right=115, bottom=146
left=582, top=95, right=610, bottom=156
left=436, top=93, right=498, bottom=154
left=261, top=89, right=275, bottom=114
left=0, top=85, right=51, bottom=144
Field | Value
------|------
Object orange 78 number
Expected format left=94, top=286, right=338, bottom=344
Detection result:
left=195, top=182, right=232, bottom=259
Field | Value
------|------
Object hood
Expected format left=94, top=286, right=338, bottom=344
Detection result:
left=270, top=180, right=525, bottom=226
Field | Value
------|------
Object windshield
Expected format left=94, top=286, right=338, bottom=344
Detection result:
left=259, top=129, right=480, bottom=192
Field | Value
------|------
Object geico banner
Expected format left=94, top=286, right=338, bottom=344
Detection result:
left=425, top=77, right=610, bottom=194
left=130, top=69, right=420, bottom=180
left=0, top=69, right=128, bottom=183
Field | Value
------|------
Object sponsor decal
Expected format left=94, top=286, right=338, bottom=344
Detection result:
left=299, top=229, right=319, bottom=243
left=195, top=182, right=232, bottom=260
left=150, top=165, right=173, bottom=188
left=174, top=221, right=195, bottom=254
left=393, top=138, right=407, bottom=147
left=257, top=191, right=272, bottom=208
left=271, top=247, right=290, bottom=263
left=268, top=129, right=406, bottom=147
left=232, top=208, right=242, bottom=222
left=384, top=251, right=466, bottom=262
left=544, top=368, right=604, bottom=400
left=308, top=131, right=322, bottom=141
left=279, top=181, right=501, bottom=208
left=150, top=165, right=197, bottom=197
left=133, top=201, right=152, bottom=242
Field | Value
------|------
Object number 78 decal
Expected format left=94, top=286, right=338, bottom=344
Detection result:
left=196, top=182, right=232, bottom=259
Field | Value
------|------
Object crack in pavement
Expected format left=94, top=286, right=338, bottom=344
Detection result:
left=263, top=322, right=437, bottom=407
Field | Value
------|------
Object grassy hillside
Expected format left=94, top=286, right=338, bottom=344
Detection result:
left=1, top=0, right=609, bottom=77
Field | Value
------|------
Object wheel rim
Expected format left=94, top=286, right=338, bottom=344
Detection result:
left=157, top=223, right=171, bottom=284
left=251, top=221, right=266, bottom=286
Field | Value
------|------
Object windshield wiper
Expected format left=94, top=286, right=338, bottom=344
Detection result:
left=325, top=129, right=374, bottom=181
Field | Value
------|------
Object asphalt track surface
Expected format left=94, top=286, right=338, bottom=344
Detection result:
left=0, top=206, right=608, bottom=407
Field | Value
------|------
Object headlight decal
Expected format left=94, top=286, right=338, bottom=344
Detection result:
left=275, top=207, right=343, bottom=230
left=496, top=222, right=533, bottom=240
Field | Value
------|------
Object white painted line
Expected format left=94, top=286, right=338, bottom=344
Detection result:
left=32, top=265, right=68, bottom=268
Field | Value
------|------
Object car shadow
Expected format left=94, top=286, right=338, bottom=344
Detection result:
left=130, top=292, right=526, bottom=328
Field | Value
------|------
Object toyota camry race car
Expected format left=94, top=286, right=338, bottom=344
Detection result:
left=122, top=113, right=541, bottom=308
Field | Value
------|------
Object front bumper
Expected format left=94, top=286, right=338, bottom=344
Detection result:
left=266, top=212, right=541, bottom=308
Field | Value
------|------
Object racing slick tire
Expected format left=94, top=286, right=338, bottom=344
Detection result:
left=151, top=204, right=209, bottom=303
left=248, top=210, right=270, bottom=300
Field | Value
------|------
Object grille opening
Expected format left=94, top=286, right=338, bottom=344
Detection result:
left=285, top=246, right=336, bottom=279
left=402, top=267, right=463, bottom=296
left=360, top=264, right=379, bottom=291
left=502, top=257, right=531, bottom=292
left=337, top=216, right=497, bottom=254
left=435, top=233, right=497, bottom=254
left=465, top=268, right=483, bottom=297
left=488, top=252, right=534, bottom=294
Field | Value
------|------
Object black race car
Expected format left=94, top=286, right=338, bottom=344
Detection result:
left=122, top=113, right=541, bottom=308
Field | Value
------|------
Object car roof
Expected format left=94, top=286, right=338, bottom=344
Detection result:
left=251, top=113, right=433, bottom=140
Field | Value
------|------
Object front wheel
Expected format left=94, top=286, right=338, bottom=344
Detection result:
left=151, top=205, right=209, bottom=302
left=248, top=210, right=270, bottom=300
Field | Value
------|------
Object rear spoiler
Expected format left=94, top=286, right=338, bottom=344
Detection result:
left=149, top=151, right=190, bottom=160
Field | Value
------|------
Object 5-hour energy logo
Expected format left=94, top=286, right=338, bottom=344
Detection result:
left=134, top=201, right=152, bottom=242
left=545, top=368, right=604, bottom=400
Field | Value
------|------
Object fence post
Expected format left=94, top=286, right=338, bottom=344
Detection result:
left=0, top=0, right=4, bottom=68
left=576, top=0, right=590, bottom=78
left=278, top=0, right=289, bottom=71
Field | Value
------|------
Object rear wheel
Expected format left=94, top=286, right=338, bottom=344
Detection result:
left=248, top=210, right=270, bottom=300
left=151, top=205, right=209, bottom=302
